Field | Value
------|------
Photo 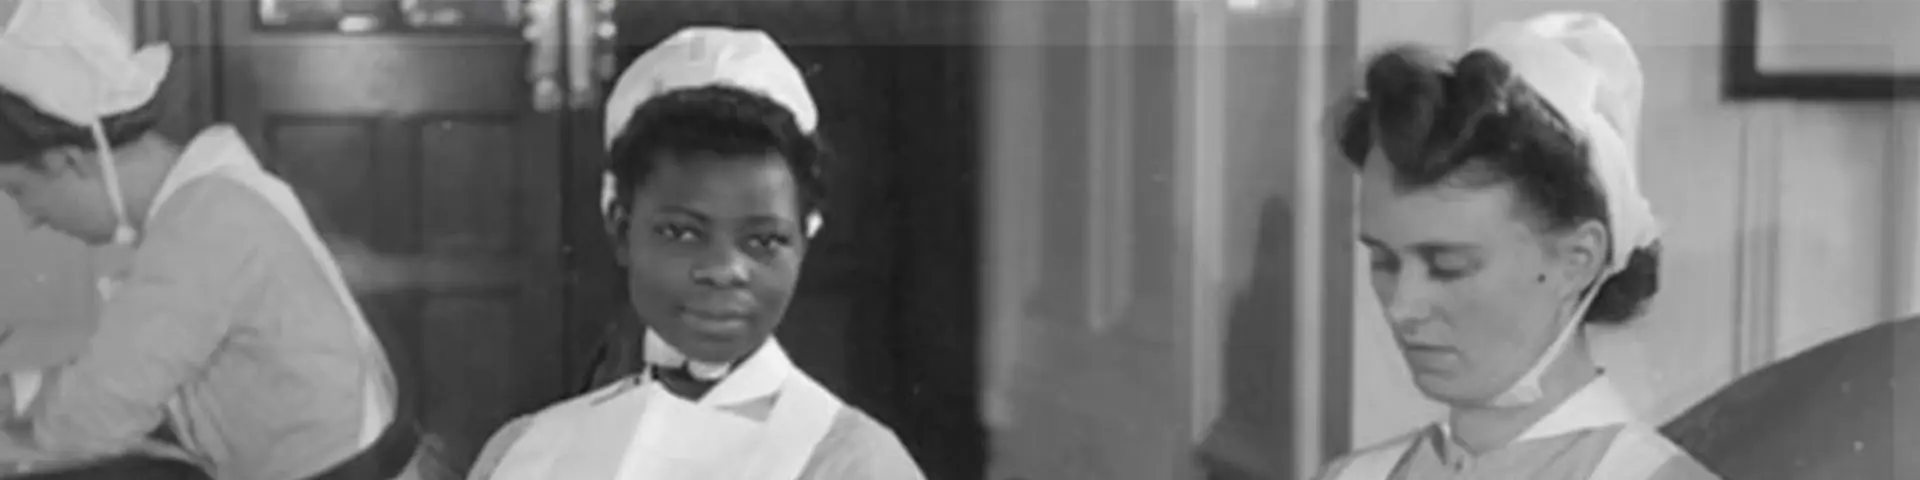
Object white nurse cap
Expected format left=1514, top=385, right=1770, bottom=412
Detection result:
left=596, top=26, right=822, bottom=237
left=0, top=0, right=171, bottom=127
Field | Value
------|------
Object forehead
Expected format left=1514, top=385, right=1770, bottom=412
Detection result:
left=1357, top=158, right=1535, bottom=248
left=634, top=152, right=800, bottom=217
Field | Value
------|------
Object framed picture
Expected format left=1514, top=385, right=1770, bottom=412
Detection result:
left=1723, top=0, right=1920, bottom=100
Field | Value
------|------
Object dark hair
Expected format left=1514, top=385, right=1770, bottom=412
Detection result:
left=1335, top=45, right=1660, bottom=325
left=0, top=87, right=163, bottom=166
left=605, top=85, right=829, bottom=225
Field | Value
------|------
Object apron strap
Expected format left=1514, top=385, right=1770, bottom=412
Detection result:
left=488, top=381, right=651, bottom=480
left=733, top=374, right=841, bottom=480
left=1586, top=423, right=1678, bottom=480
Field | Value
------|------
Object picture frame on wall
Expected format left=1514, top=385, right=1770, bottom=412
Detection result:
left=1723, top=0, right=1920, bottom=100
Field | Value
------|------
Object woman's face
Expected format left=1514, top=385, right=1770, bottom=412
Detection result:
left=1355, top=156, right=1600, bottom=405
left=614, top=151, right=808, bottom=364
left=0, top=150, right=119, bottom=245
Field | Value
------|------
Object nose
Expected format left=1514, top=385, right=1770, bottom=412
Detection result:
left=690, top=247, right=750, bottom=288
left=1383, top=274, right=1437, bottom=328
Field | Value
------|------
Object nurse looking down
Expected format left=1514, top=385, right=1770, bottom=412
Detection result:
left=0, top=1, right=417, bottom=479
left=1314, top=12, right=1718, bottom=480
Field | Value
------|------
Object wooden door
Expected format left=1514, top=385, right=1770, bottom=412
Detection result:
left=213, top=1, right=568, bottom=472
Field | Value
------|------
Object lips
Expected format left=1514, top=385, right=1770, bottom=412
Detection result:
left=1398, top=342, right=1457, bottom=371
left=677, top=300, right=756, bottom=335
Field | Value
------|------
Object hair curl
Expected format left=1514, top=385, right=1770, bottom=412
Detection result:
left=0, top=87, right=162, bottom=166
left=1335, top=45, right=1659, bottom=325
left=605, top=85, right=829, bottom=227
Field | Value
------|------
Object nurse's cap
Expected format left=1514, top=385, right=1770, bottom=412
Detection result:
left=1469, top=12, right=1657, bottom=273
left=597, top=26, right=822, bottom=237
left=0, top=0, right=171, bottom=127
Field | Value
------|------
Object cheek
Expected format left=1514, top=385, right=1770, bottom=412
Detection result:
left=745, top=253, right=803, bottom=305
left=1443, top=272, right=1560, bottom=364
left=623, top=244, right=689, bottom=299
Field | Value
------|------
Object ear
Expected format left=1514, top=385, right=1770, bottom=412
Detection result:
left=804, top=211, right=824, bottom=239
left=604, top=204, right=631, bottom=268
left=1550, top=219, right=1610, bottom=298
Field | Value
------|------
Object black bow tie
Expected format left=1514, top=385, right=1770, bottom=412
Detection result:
left=650, top=364, right=719, bottom=399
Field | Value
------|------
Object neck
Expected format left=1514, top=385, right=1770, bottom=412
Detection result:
left=109, top=133, right=182, bottom=232
left=1446, top=334, right=1601, bottom=454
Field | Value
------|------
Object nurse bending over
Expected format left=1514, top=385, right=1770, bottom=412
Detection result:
left=1315, top=12, right=1718, bottom=480
left=466, top=27, right=924, bottom=480
left=0, top=1, right=411, bottom=479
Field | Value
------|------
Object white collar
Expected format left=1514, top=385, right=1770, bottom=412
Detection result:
left=644, top=339, right=795, bottom=408
left=143, top=124, right=254, bottom=223
left=1440, top=374, right=1639, bottom=445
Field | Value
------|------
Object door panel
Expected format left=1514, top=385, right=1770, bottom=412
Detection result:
left=215, top=2, right=567, bottom=471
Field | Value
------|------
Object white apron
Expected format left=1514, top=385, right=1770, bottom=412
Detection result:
left=1, top=126, right=394, bottom=475
left=125, top=126, right=394, bottom=457
left=487, top=341, right=840, bottom=480
left=1334, top=377, right=1680, bottom=480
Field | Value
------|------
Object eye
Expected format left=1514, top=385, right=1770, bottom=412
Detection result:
left=746, top=233, right=794, bottom=251
left=652, top=224, right=700, bottom=242
left=1366, top=248, right=1398, bottom=273
left=1426, top=253, right=1477, bottom=281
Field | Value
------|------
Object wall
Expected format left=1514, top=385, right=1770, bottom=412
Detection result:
left=1347, top=0, right=1917, bottom=449
left=981, top=1, right=1358, bottom=478
left=981, top=3, right=1197, bottom=478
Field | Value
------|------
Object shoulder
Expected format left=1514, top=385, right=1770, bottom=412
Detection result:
left=1608, top=425, right=1721, bottom=480
left=1314, top=428, right=1426, bottom=480
left=139, top=175, right=292, bottom=266
left=467, top=415, right=536, bottom=480
left=1645, top=453, right=1721, bottom=480
left=801, top=406, right=924, bottom=480
left=152, top=175, right=282, bottom=232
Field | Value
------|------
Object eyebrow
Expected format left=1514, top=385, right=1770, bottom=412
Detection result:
left=1357, top=235, right=1482, bottom=254
left=652, top=205, right=710, bottom=222
left=651, top=205, right=796, bottom=227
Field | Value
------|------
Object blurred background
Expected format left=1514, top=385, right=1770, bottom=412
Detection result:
left=0, top=1, right=1915, bottom=479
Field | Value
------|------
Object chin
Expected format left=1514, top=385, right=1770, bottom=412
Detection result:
left=1410, top=372, right=1492, bottom=406
left=665, top=329, right=768, bottom=364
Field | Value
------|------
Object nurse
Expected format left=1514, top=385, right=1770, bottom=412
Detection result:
left=465, top=27, right=923, bottom=480
left=0, top=1, right=416, bottom=479
left=1314, top=13, right=1718, bottom=480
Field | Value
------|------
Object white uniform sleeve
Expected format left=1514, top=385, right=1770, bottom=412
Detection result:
left=9, top=180, right=262, bottom=456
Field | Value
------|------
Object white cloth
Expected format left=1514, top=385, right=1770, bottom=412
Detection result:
left=1465, top=12, right=1659, bottom=408
left=0, top=0, right=169, bottom=127
left=484, top=340, right=840, bottom=480
left=596, top=26, right=823, bottom=239
left=12, top=127, right=395, bottom=454
left=1333, top=377, right=1682, bottom=480
left=140, top=126, right=394, bottom=450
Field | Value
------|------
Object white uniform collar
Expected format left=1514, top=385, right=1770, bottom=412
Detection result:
left=143, top=125, right=253, bottom=223
left=645, top=339, right=795, bottom=408
left=1440, top=374, right=1638, bottom=445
